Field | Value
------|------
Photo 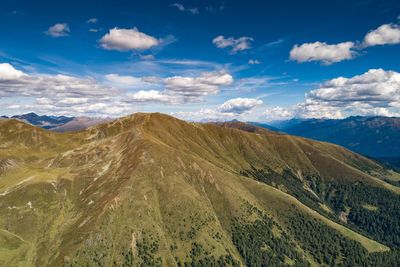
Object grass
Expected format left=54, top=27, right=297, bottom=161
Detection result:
left=362, top=204, right=379, bottom=211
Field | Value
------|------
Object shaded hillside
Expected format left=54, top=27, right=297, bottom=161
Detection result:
left=1, top=113, right=400, bottom=266
left=268, top=116, right=400, bottom=159
left=214, top=120, right=279, bottom=134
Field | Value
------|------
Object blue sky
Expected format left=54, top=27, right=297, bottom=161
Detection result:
left=0, top=0, right=400, bottom=121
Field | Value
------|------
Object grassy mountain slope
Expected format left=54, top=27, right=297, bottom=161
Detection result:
left=0, top=114, right=399, bottom=266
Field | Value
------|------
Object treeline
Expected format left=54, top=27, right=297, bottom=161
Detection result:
left=178, top=242, right=239, bottom=267
left=231, top=209, right=310, bottom=267
left=240, top=167, right=324, bottom=214
left=323, top=181, right=400, bottom=248
left=242, top=166, right=400, bottom=250
left=285, top=212, right=400, bottom=266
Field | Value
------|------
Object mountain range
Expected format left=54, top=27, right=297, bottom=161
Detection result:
left=6, top=113, right=399, bottom=169
left=1, top=112, right=111, bottom=132
left=252, top=116, right=400, bottom=169
left=1, top=113, right=400, bottom=266
left=1, top=112, right=73, bottom=129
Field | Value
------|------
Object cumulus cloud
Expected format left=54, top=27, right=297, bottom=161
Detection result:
left=294, top=101, right=345, bottom=119
left=100, top=27, right=159, bottom=51
left=0, top=63, right=235, bottom=116
left=127, top=90, right=179, bottom=104
left=172, top=108, right=235, bottom=122
left=46, top=23, right=70, bottom=37
left=104, top=73, right=156, bottom=89
left=165, top=71, right=233, bottom=98
left=170, top=3, right=199, bottom=14
left=290, top=22, right=400, bottom=65
left=262, top=69, right=400, bottom=120
left=173, top=97, right=263, bottom=122
left=363, top=23, right=400, bottom=47
left=213, top=35, right=254, bottom=53
left=308, top=69, right=400, bottom=104
left=290, top=41, right=355, bottom=64
left=263, top=106, right=294, bottom=121
left=0, top=63, right=129, bottom=116
left=218, top=98, right=262, bottom=114
left=0, top=63, right=25, bottom=79
left=0, top=65, right=114, bottom=99
left=119, top=71, right=233, bottom=104
left=292, top=69, right=400, bottom=119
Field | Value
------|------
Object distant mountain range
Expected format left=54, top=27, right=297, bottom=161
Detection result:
left=51, top=116, right=113, bottom=132
left=1, top=112, right=73, bottom=129
left=1, top=112, right=110, bottom=132
left=252, top=116, right=400, bottom=169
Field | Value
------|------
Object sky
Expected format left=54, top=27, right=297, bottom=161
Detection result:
left=0, top=0, right=400, bottom=122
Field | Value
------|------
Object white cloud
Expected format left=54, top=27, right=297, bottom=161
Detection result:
left=87, top=18, right=98, bottom=24
left=363, top=23, right=400, bottom=47
left=100, top=27, right=159, bottom=51
left=0, top=63, right=236, bottom=116
left=104, top=73, right=154, bottom=88
left=172, top=109, right=236, bottom=122
left=218, top=98, right=262, bottom=114
left=46, top=23, right=70, bottom=37
left=294, top=101, right=345, bottom=119
left=0, top=63, right=25, bottom=80
left=293, top=69, right=400, bottom=118
left=248, top=59, right=261, bottom=65
left=0, top=67, right=114, bottom=99
left=290, top=41, right=355, bottom=64
left=263, top=106, right=294, bottom=121
left=213, top=35, right=254, bottom=53
left=170, top=3, right=199, bottom=14
left=127, top=90, right=178, bottom=104
left=308, top=69, right=400, bottom=103
left=173, top=97, right=263, bottom=122
left=165, top=71, right=233, bottom=98
left=261, top=69, right=400, bottom=120
left=119, top=71, right=233, bottom=104
left=0, top=63, right=129, bottom=116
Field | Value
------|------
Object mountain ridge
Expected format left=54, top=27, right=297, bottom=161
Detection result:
left=251, top=116, right=400, bottom=168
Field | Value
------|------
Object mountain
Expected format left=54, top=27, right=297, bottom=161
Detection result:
left=1, top=113, right=400, bottom=266
left=2, top=113, right=111, bottom=132
left=246, top=121, right=281, bottom=132
left=3, top=112, right=74, bottom=129
left=214, top=120, right=279, bottom=134
left=258, top=116, right=400, bottom=169
left=51, top=116, right=113, bottom=132
left=266, top=118, right=309, bottom=130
